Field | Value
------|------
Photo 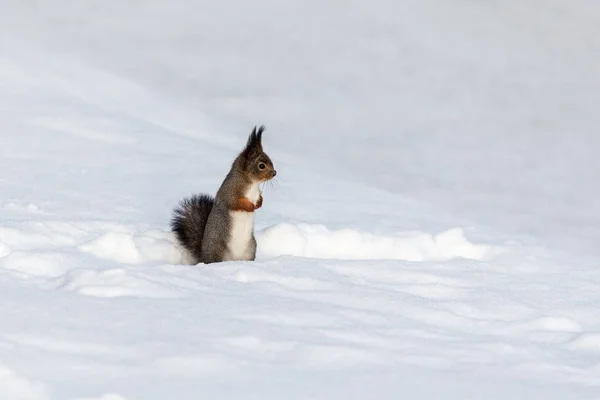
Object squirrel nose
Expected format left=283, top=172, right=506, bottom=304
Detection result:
left=273, top=170, right=277, bottom=177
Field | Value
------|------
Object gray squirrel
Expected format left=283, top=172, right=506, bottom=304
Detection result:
left=171, top=126, right=276, bottom=264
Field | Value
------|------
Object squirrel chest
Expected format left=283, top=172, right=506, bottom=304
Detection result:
left=227, top=184, right=260, bottom=260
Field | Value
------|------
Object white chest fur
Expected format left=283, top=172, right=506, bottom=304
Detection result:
left=227, top=183, right=261, bottom=260
left=245, top=183, right=261, bottom=205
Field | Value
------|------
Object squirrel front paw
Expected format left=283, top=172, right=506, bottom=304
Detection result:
left=255, top=194, right=263, bottom=209
left=233, top=197, right=257, bottom=212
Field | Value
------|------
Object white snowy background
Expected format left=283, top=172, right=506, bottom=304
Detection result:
left=1, top=1, right=599, bottom=399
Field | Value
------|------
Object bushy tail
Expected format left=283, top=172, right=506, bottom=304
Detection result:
left=171, top=194, right=215, bottom=263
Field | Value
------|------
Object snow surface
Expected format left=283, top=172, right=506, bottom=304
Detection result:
left=1, top=0, right=600, bottom=399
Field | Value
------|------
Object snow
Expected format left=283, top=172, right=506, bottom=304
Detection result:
left=258, top=224, right=494, bottom=261
left=1, top=0, right=600, bottom=399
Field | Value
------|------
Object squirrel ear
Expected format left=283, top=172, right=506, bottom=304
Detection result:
left=254, top=125, right=264, bottom=146
left=243, top=125, right=264, bottom=157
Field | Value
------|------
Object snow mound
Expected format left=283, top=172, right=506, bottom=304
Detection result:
left=0, top=221, right=495, bottom=287
left=2, top=251, right=73, bottom=278
left=0, top=363, right=50, bottom=400
left=569, top=333, right=600, bottom=352
left=258, top=223, right=493, bottom=261
left=78, top=230, right=189, bottom=265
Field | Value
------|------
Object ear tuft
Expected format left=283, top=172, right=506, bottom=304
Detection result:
left=254, top=125, right=264, bottom=144
left=241, top=125, right=265, bottom=161
left=247, top=125, right=264, bottom=148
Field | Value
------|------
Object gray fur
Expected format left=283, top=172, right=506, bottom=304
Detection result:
left=201, top=169, right=254, bottom=262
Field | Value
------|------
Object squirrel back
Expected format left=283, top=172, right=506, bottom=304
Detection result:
left=171, top=126, right=276, bottom=264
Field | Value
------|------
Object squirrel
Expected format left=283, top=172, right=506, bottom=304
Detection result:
left=171, top=126, right=276, bottom=264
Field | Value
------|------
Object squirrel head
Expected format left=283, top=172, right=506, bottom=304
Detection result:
left=235, top=125, right=276, bottom=182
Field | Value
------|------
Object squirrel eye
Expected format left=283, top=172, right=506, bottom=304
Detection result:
left=258, top=163, right=266, bottom=169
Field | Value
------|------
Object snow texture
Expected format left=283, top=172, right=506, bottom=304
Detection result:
left=1, top=0, right=600, bottom=399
